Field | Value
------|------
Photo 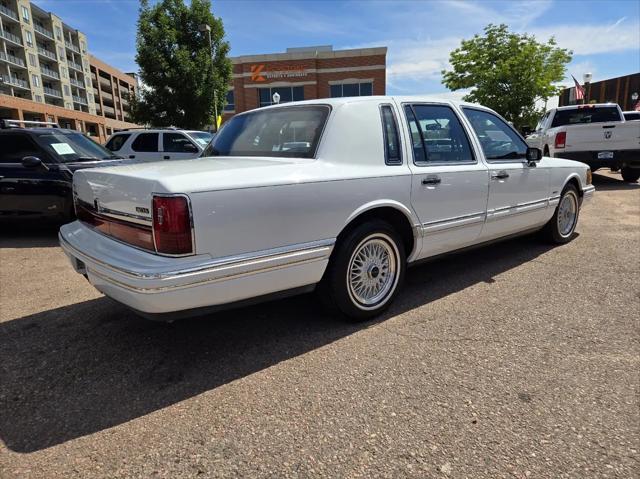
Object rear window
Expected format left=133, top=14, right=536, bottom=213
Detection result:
left=203, top=105, right=330, bottom=158
left=105, top=133, right=130, bottom=151
left=551, top=106, right=621, bottom=127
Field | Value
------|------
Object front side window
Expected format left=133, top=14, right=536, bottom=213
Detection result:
left=0, top=134, right=41, bottom=163
left=163, top=133, right=198, bottom=153
left=203, top=105, right=329, bottom=159
left=405, top=104, right=475, bottom=164
left=131, top=133, right=159, bottom=152
left=463, top=108, right=527, bottom=161
left=105, top=133, right=131, bottom=151
left=380, top=105, right=402, bottom=165
left=258, top=86, right=304, bottom=107
left=330, top=82, right=373, bottom=98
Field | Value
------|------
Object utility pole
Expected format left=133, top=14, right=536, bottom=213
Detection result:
left=199, top=23, right=218, bottom=131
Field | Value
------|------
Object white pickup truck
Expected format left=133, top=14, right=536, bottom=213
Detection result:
left=526, top=104, right=640, bottom=182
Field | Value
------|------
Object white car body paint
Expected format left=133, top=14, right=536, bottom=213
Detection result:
left=60, top=96, right=594, bottom=317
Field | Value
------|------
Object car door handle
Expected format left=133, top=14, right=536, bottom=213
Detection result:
left=163, top=155, right=170, bottom=160
left=491, top=171, right=510, bottom=180
left=129, top=155, right=135, bottom=159
left=422, top=175, right=441, bottom=185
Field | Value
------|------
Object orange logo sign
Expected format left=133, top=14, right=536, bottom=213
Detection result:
left=250, top=64, right=265, bottom=82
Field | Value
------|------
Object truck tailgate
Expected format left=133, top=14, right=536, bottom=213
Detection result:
left=565, top=122, right=640, bottom=152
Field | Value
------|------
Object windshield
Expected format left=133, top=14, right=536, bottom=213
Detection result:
left=551, top=106, right=620, bottom=127
left=202, top=106, right=330, bottom=158
left=36, top=132, right=119, bottom=162
left=187, top=131, right=214, bottom=148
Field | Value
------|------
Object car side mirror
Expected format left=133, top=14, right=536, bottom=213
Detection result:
left=22, top=156, right=49, bottom=170
left=526, top=147, right=542, bottom=165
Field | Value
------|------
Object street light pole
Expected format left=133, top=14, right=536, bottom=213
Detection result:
left=199, top=23, right=218, bottom=131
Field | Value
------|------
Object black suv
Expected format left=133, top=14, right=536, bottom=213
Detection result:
left=0, top=120, right=126, bottom=222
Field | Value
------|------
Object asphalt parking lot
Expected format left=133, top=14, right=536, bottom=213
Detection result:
left=1, top=171, right=638, bottom=478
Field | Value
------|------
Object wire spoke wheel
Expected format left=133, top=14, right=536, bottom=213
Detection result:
left=347, top=234, right=399, bottom=309
left=557, top=191, right=578, bottom=237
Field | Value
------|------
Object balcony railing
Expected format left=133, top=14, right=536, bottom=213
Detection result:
left=102, top=105, right=115, bottom=115
left=65, top=40, right=80, bottom=53
left=68, top=61, right=83, bottom=71
left=0, top=4, right=19, bottom=21
left=40, top=67, right=60, bottom=79
left=6, top=76, right=29, bottom=89
left=37, top=46, right=57, bottom=61
left=0, top=51, right=26, bottom=68
left=34, top=24, right=54, bottom=39
left=73, top=95, right=88, bottom=105
left=44, top=86, right=62, bottom=98
left=0, top=29, right=22, bottom=45
left=70, top=78, right=84, bottom=88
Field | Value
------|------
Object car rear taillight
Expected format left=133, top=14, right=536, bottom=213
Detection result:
left=554, top=131, right=566, bottom=149
left=152, top=195, right=193, bottom=255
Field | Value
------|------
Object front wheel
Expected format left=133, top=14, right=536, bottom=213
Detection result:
left=621, top=167, right=640, bottom=183
left=541, top=184, right=580, bottom=244
left=319, top=220, right=406, bottom=321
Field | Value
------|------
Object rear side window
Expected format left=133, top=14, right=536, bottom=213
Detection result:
left=404, top=104, right=474, bottom=164
left=105, top=133, right=130, bottom=151
left=380, top=105, right=402, bottom=165
left=131, top=133, right=159, bottom=152
left=551, top=106, right=620, bottom=127
left=0, top=134, right=43, bottom=163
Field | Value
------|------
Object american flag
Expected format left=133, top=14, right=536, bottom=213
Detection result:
left=572, top=75, right=585, bottom=101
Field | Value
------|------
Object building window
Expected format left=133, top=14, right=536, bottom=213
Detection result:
left=58, top=47, right=65, bottom=60
left=25, top=30, right=33, bottom=47
left=330, top=82, right=373, bottom=98
left=31, top=74, right=39, bottom=87
left=224, top=90, right=235, bottom=111
left=35, top=95, right=42, bottom=102
left=55, top=26, right=62, bottom=40
left=63, top=85, right=70, bottom=96
left=60, top=67, right=66, bottom=78
left=80, top=41, right=86, bottom=53
left=28, top=53, right=36, bottom=67
left=258, top=86, right=304, bottom=107
left=21, top=5, right=29, bottom=22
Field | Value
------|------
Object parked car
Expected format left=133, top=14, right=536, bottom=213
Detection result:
left=0, top=120, right=126, bottom=222
left=622, top=111, right=640, bottom=121
left=526, top=103, right=640, bottom=182
left=60, top=97, right=594, bottom=321
left=104, top=128, right=214, bottom=161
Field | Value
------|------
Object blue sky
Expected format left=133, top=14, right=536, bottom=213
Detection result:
left=34, top=0, right=640, bottom=99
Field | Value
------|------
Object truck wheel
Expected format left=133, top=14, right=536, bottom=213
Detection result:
left=541, top=184, right=580, bottom=244
left=319, top=220, right=406, bottom=321
left=621, top=167, right=640, bottom=183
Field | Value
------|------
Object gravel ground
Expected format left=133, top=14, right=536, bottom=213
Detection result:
left=0, top=171, right=638, bottom=478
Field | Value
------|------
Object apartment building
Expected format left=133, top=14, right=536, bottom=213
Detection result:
left=225, top=45, right=387, bottom=121
left=90, top=55, right=137, bottom=129
left=0, top=0, right=137, bottom=142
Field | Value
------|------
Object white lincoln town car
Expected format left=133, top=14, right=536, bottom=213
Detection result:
left=60, top=96, right=595, bottom=321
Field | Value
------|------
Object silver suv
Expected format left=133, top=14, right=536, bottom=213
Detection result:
left=105, top=128, right=214, bottom=161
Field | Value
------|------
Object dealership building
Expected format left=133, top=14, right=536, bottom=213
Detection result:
left=224, top=45, right=387, bottom=120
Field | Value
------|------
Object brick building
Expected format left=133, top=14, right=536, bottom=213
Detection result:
left=558, top=72, right=640, bottom=110
left=224, top=45, right=387, bottom=120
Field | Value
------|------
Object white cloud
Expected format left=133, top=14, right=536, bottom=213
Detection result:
left=530, top=17, right=640, bottom=55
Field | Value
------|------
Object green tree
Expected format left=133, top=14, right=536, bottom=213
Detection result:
left=131, top=0, right=232, bottom=129
left=442, top=24, right=572, bottom=129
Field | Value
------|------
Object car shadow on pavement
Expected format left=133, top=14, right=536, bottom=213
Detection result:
left=591, top=172, right=640, bottom=191
left=0, top=233, right=555, bottom=453
left=0, top=222, right=62, bottom=249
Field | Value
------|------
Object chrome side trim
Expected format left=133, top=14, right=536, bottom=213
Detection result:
left=486, top=198, right=548, bottom=221
left=100, top=208, right=152, bottom=226
left=582, top=185, right=595, bottom=199
left=60, top=232, right=334, bottom=281
left=548, top=195, right=561, bottom=207
left=420, top=212, right=486, bottom=235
